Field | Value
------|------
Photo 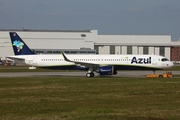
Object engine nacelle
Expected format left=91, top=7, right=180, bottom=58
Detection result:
left=98, top=66, right=117, bottom=75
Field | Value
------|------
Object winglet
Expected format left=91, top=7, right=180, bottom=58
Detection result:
left=61, top=52, right=71, bottom=62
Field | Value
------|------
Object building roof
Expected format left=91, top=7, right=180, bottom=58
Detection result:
left=0, top=29, right=91, bottom=33
left=171, top=41, right=180, bottom=46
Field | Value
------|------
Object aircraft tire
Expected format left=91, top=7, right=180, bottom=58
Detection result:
left=86, top=73, right=91, bottom=78
left=86, top=73, right=94, bottom=77
left=90, top=73, right=94, bottom=77
left=159, top=75, right=163, bottom=78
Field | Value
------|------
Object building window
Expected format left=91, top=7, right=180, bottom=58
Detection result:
left=81, top=34, right=86, bottom=37
left=143, top=46, right=149, bottom=54
left=127, top=46, right=132, bottom=54
left=70, top=51, right=78, bottom=54
left=35, top=51, right=44, bottom=54
left=94, top=45, right=99, bottom=54
left=110, top=46, right=115, bottom=54
left=64, top=51, right=70, bottom=54
left=53, top=51, right=60, bottom=53
left=88, top=51, right=96, bottom=54
left=159, top=47, right=165, bottom=56
left=47, top=51, right=52, bottom=53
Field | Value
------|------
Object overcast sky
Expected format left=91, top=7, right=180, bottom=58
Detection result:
left=0, top=0, right=180, bottom=40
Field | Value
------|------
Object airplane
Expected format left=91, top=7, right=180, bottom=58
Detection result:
left=7, top=32, right=174, bottom=77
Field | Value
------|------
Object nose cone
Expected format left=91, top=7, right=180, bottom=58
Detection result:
left=167, top=61, right=174, bottom=68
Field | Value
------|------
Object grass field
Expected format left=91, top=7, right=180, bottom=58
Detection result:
left=0, top=77, right=180, bottom=120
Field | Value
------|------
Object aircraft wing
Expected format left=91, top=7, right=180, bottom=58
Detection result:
left=62, top=53, right=100, bottom=68
left=73, top=61, right=99, bottom=68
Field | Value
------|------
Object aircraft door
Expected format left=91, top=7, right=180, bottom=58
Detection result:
left=152, top=56, right=157, bottom=66
left=32, top=56, right=37, bottom=66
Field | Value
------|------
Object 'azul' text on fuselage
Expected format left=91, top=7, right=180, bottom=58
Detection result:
left=131, top=57, right=151, bottom=64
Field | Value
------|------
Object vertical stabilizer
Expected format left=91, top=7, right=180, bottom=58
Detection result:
left=9, top=32, right=35, bottom=55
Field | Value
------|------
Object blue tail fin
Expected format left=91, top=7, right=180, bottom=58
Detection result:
left=9, top=32, right=35, bottom=55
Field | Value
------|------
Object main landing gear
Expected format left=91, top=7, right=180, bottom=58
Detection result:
left=86, top=68, right=95, bottom=78
left=86, top=72, right=94, bottom=78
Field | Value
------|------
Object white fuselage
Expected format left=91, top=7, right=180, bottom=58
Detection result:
left=8, top=54, right=174, bottom=70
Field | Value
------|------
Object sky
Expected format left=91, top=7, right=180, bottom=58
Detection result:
left=0, top=0, right=180, bottom=40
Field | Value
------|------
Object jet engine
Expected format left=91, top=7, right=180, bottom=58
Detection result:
left=97, top=66, right=117, bottom=75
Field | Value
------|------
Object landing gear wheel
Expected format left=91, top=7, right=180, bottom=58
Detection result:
left=86, top=73, right=91, bottom=78
left=159, top=75, right=163, bottom=78
left=86, top=73, right=94, bottom=78
left=90, top=73, right=94, bottom=77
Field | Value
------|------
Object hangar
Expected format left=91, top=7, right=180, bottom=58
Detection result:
left=0, top=29, right=172, bottom=60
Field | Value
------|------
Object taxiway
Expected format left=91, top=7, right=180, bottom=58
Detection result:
left=0, top=71, right=179, bottom=78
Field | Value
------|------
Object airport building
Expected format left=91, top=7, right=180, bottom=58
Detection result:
left=171, top=41, right=180, bottom=63
left=0, top=29, right=176, bottom=61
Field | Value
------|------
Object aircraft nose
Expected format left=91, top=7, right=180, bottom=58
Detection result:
left=171, top=62, right=174, bottom=67
left=168, top=61, right=174, bottom=68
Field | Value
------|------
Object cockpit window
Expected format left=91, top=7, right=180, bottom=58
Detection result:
left=161, top=58, right=169, bottom=62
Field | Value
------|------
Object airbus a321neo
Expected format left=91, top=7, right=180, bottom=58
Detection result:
left=7, top=32, right=174, bottom=77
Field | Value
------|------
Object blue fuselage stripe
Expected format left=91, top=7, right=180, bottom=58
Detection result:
left=40, top=65, right=160, bottom=71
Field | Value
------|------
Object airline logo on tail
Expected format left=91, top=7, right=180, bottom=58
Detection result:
left=13, top=40, right=24, bottom=52
left=9, top=32, right=35, bottom=55
left=12, top=33, right=24, bottom=52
